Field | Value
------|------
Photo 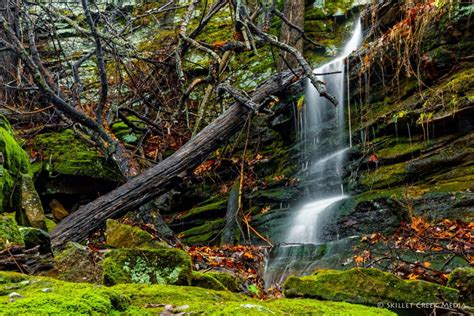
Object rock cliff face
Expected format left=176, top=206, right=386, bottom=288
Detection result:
left=322, top=1, right=473, bottom=239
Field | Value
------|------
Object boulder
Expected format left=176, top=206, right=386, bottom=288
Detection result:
left=54, top=242, right=102, bottom=284
left=447, top=268, right=474, bottom=306
left=0, top=115, right=31, bottom=213
left=204, top=271, right=240, bottom=292
left=17, top=174, right=46, bottom=230
left=49, top=199, right=69, bottom=222
left=102, top=248, right=192, bottom=286
left=284, top=268, right=459, bottom=305
left=0, top=216, right=24, bottom=249
left=19, top=227, right=51, bottom=254
left=191, top=272, right=227, bottom=291
left=105, top=219, right=167, bottom=249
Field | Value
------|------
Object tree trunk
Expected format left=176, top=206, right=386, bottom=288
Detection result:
left=0, top=0, right=19, bottom=104
left=51, top=70, right=301, bottom=249
left=278, top=0, right=305, bottom=71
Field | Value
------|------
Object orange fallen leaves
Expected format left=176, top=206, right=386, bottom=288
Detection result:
left=356, top=216, right=473, bottom=285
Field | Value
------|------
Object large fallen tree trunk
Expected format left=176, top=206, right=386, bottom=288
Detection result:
left=51, top=69, right=302, bottom=249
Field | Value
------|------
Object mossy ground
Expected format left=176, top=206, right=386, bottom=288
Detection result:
left=0, top=271, right=396, bottom=315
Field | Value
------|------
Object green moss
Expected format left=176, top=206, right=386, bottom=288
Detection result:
left=191, top=272, right=227, bottom=291
left=447, top=268, right=474, bottom=305
left=54, top=242, right=103, bottom=284
left=284, top=268, right=459, bottom=305
left=102, top=248, right=192, bottom=286
left=0, top=216, right=24, bottom=249
left=250, top=187, right=300, bottom=202
left=361, top=162, right=407, bottom=189
left=44, top=218, right=57, bottom=232
left=110, top=116, right=144, bottom=143
left=0, top=116, right=31, bottom=212
left=0, top=272, right=124, bottom=315
left=376, top=138, right=426, bottom=160
left=205, top=272, right=240, bottom=292
left=31, top=129, right=122, bottom=181
left=180, top=219, right=225, bottom=245
left=0, top=271, right=396, bottom=315
left=180, top=199, right=227, bottom=222
left=105, top=219, right=164, bottom=249
left=0, top=116, right=30, bottom=176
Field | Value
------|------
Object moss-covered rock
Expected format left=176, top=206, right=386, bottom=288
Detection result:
left=0, top=271, right=397, bottom=315
left=53, top=242, right=102, bottom=284
left=205, top=271, right=240, bottom=292
left=180, top=219, right=225, bottom=245
left=102, top=248, right=192, bottom=286
left=0, top=216, right=24, bottom=249
left=284, top=268, right=459, bottom=305
left=0, top=116, right=31, bottom=213
left=31, top=129, right=122, bottom=181
left=105, top=219, right=166, bottom=249
left=18, top=227, right=51, bottom=254
left=191, top=271, right=227, bottom=291
left=447, top=268, right=474, bottom=305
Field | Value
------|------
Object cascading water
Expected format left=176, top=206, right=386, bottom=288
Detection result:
left=264, top=18, right=363, bottom=288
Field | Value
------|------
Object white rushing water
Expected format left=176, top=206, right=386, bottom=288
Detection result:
left=264, top=18, right=363, bottom=288
left=288, top=18, right=362, bottom=244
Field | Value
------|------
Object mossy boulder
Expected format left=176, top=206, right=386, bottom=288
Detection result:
left=53, top=242, right=102, bottom=284
left=447, top=268, right=474, bottom=305
left=0, top=116, right=31, bottom=213
left=105, top=219, right=167, bottom=249
left=191, top=271, right=227, bottom=291
left=31, top=129, right=122, bottom=181
left=102, top=248, right=192, bottom=286
left=0, top=216, right=24, bottom=249
left=18, top=227, right=51, bottom=254
left=205, top=271, right=240, bottom=292
left=284, top=268, right=459, bottom=305
left=0, top=271, right=397, bottom=315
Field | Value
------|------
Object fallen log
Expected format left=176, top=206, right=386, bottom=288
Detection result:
left=51, top=70, right=302, bottom=249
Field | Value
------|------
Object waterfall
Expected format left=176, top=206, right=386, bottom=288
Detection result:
left=264, top=18, right=363, bottom=288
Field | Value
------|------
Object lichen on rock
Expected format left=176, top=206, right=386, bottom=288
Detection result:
left=102, top=248, right=193, bottom=286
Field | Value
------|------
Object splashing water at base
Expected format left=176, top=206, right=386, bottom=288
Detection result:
left=286, top=196, right=347, bottom=244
